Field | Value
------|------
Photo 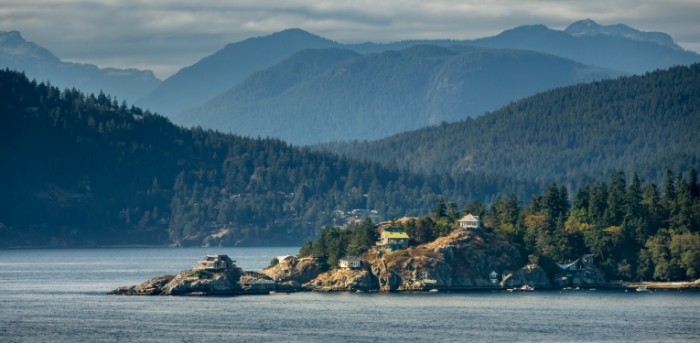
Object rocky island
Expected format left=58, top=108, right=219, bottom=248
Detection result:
left=110, top=219, right=603, bottom=295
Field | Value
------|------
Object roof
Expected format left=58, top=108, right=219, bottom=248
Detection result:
left=340, top=256, right=361, bottom=261
left=383, top=231, right=409, bottom=239
left=203, top=254, right=233, bottom=262
left=459, top=214, right=480, bottom=222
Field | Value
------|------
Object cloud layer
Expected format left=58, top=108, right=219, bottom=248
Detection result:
left=2, top=0, right=699, bottom=78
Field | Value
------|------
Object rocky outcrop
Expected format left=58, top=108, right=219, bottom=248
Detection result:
left=110, top=268, right=246, bottom=295
left=304, top=267, right=376, bottom=292
left=261, top=256, right=322, bottom=287
left=303, top=228, right=524, bottom=292
left=109, top=274, right=176, bottom=295
left=163, top=268, right=243, bottom=295
left=500, top=264, right=552, bottom=289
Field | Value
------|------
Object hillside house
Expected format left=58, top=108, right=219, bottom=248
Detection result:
left=458, top=214, right=481, bottom=229
left=339, top=256, right=362, bottom=269
left=377, top=230, right=409, bottom=251
left=193, top=254, right=237, bottom=271
left=554, top=254, right=605, bottom=287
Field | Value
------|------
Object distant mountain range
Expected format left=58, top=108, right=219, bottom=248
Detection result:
left=177, top=45, right=616, bottom=144
left=316, top=64, right=700, bottom=185
left=4, top=20, right=699, bottom=145
left=134, top=19, right=699, bottom=144
left=0, top=31, right=161, bottom=103
left=136, top=29, right=338, bottom=118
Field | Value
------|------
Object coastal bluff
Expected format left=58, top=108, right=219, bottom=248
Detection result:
left=110, top=227, right=558, bottom=295
left=305, top=228, right=542, bottom=292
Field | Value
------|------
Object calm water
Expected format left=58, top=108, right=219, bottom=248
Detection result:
left=1, top=248, right=698, bottom=343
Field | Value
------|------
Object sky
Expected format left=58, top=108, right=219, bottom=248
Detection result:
left=2, top=0, right=699, bottom=79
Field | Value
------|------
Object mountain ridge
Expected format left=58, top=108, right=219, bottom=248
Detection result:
left=177, top=44, right=618, bottom=145
left=0, top=30, right=160, bottom=103
left=316, top=64, right=700, bottom=185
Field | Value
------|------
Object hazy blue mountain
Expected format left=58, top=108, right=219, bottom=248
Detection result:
left=0, top=30, right=160, bottom=103
left=317, top=64, right=700, bottom=185
left=471, top=20, right=699, bottom=74
left=564, top=19, right=681, bottom=50
left=138, top=20, right=699, bottom=123
left=178, top=45, right=617, bottom=145
left=136, top=29, right=339, bottom=117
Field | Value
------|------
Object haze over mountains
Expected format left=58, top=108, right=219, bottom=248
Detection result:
left=0, top=31, right=160, bottom=103
left=318, top=64, right=700, bottom=186
left=135, top=19, right=699, bottom=144
left=3, top=20, right=698, bottom=146
left=179, top=45, right=615, bottom=144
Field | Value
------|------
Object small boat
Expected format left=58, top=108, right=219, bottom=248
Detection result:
left=520, top=285, right=535, bottom=291
left=429, top=288, right=439, bottom=293
left=636, top=285, right=651, bottom=292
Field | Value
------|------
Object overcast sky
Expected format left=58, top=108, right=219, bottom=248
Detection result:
left=2, top=0, right=699, bottom=79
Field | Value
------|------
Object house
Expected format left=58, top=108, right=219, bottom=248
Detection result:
left=377, top=230, right=409, bottom=251
left=339, top=256, right=362, bottom=269
left=554, top=254, right=605, bottom=287
left=458, top=214, right=481, bottom=229
left=193, top=254, right=237, bottom=271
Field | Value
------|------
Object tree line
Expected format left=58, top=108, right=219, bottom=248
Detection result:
left=323, top=170, right=699, bottom=281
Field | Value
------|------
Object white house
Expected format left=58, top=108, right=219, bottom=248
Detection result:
left=339, top=256, right=362, bottom=269
left=458, top=214, right=481, bottom=229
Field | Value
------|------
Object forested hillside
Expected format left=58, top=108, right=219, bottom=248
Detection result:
left=0, top=30, right=160, bottom=103
left=319, top=64, right=700, bottom=187
left=0, top=69, right=535, bottom=247
left=305, top=171, right=700, bottom=281
left=180, top=45, right=614, bottom=145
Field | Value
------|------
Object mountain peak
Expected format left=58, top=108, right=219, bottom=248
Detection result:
left=0, top=30, right=60, bottom=63
left=565, top=19, right=681, bottom=50
left=0, top=30, right=25, bottom=44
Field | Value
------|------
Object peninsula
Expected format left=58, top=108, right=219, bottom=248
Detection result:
left=113, top=218, right=676, bottom=296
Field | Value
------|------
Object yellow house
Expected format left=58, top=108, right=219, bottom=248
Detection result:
left=377, top=230, right=409, bottom=251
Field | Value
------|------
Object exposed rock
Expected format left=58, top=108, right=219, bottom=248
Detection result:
left=304, top=267, right=376, bottom=292
left=109, top=274, right=175, bottom=295
left=161, top=268, right=243, bottom=295
left=500, top=264, right=552, bottom=289
left=261, top=256, right=322, bottom=286
left=301, top=228, right=525, bottom=292
left=318, top=228, right=524, bottom=292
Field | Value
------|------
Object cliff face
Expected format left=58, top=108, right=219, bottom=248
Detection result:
left=305, top=228, right=523, bottom=292
left=500, top=264, right=552, bottom=289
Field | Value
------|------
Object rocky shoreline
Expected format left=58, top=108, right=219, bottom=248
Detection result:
left=109, top=229, right=699, bottom=296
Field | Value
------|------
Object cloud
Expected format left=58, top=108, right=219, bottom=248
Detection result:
left=1, top=0, right=698, bottom=78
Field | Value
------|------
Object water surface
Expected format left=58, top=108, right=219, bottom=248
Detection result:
left=1, top=248, right=698, bottom=342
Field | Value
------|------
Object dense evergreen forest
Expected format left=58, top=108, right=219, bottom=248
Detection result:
left=306, top=172, right=700, bottom=281
left=319, top=64, right=700, bottom=187
left=0, top=69, right=535, bottom=247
